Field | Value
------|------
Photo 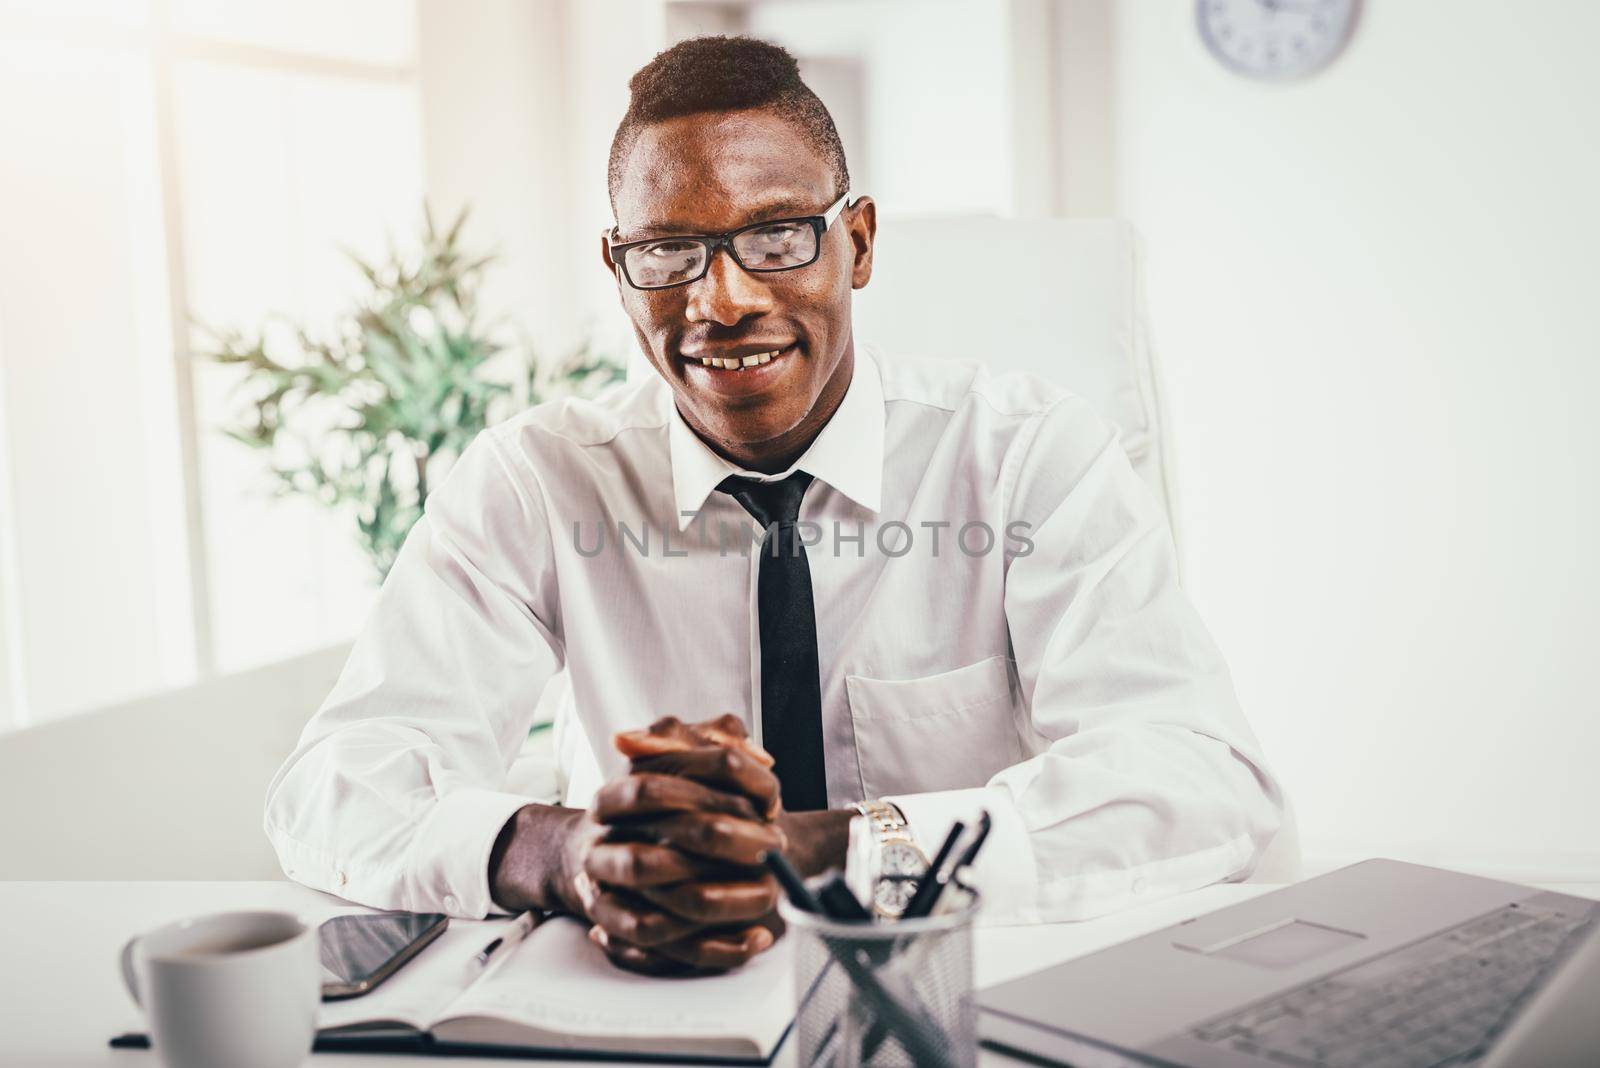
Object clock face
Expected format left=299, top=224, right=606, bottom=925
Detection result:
left=1196, top=0, right=1359, bottom=81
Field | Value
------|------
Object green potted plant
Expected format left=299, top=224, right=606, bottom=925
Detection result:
left=198, top=206, right=624, bottom=579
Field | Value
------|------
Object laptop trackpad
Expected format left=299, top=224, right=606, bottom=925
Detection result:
left=1175, top=918, right=1367, bottom=969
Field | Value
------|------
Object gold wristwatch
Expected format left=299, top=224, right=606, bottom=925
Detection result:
left=851, top=800, right=930, bottom=919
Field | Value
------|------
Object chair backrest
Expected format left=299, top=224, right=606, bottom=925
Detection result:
left=853, top=215, right=1180, bottom=547
left=0, top=643, right=348, bottom=879
left=853, top=214, right=1300, bottom=882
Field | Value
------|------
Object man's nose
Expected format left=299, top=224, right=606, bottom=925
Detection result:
left=685, top=247, right=775, bottom=327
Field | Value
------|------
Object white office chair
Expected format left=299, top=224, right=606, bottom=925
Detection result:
left=854, top=215, right=1179, bottom=548
left=0, top=644, right=350, bottom=880
left=852, top=215, right=1301, bottom=883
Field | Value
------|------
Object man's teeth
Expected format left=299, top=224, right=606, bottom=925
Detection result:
left=697, top=349, right=781, bottom=369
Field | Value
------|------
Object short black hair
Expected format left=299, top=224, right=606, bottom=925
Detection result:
left=607, top=35, right=850, bottom=214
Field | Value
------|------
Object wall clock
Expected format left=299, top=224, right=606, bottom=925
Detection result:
left=1196, top=0, right=1360, bottom=81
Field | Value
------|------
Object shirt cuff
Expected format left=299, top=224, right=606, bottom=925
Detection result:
left=882, top=785, right=1040, bottom=926
left=405, top=787, right=535, bottom=918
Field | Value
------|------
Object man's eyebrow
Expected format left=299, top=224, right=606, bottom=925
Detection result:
left=617, top=196, right=819, bottom=242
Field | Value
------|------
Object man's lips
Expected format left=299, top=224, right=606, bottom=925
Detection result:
left=678, top=342, right=794, bottom=371
left=678, top=343, right=799, bottom=395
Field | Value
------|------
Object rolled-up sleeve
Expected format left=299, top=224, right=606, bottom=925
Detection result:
left=890, top=397, right=1286, bottom=925
left=264, top=428, right=564, bottom=918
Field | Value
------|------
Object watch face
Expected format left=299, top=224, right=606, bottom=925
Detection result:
left=880, top=842, right=925, bottom=877
left=874, top=875, right=919, bottom=917
left=873, top=842, right=926, bottom=916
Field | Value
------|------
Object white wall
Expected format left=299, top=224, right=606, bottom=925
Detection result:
left=745, top=0, right=1016, bottom=216
left=417, top=0, right=666, bottom=369
left=1108, top=2, right=1600, bottom=879
left=417, top=0, right=578, bottom=360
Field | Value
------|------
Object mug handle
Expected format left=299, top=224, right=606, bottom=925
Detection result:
left=119, top=936, right=142, bottom=1007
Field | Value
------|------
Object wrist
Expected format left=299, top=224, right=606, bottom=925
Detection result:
left=488, top=803, right=587, bottom=914
left=776, top=808, right=854, bottom=877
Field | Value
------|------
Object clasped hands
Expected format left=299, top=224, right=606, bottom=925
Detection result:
left=565, top=714, right=792, bottom=976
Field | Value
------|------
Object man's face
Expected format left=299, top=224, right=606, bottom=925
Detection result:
left=604, top=109, right=875, bottom=465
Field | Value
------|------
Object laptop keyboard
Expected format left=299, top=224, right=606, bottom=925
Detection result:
left=1188, top=900, right=1595, bottom=1068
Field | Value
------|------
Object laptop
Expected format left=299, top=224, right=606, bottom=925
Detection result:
left=979, top=858, right=1599, bottom=1067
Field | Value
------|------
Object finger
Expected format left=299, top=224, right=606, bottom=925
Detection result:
left=587, top=925, right=701, bottom=977
left=631, top=812, right=786, bottom=866
left=584, top=841, right=735, bottom=888
left=689, top=716, right=777, bottom=769
left=649, top=924, right=777, bottom=971
left=629, top=747, right=782, bottom=818
left=694, top=728, right=774, bottom=768
left=635, top=875, right=780, bottom=924
left=612, top=716, right=697, bottom=759
left=586, top=886, right=703, bottom=948
left=700, top=713, right=748, bottom=741
left=593, top=773, right=761, bottom=824
left=614, top=715, right=775, bottom=770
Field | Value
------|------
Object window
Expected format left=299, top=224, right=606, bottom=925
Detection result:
left=0, top=1, right=422, bottom=727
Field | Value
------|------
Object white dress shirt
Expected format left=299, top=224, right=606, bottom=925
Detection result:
left=264, top=346, right=1284, bottom=924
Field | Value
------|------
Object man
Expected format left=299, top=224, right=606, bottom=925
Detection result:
left=265, top=35, right=1284, bottom=976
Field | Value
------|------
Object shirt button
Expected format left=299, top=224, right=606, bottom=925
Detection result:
left=444, top=895, right=460, bottom=913
left=335, top=870, right=348, bottom=889
left=1131, top=876, right=1148, bottom=896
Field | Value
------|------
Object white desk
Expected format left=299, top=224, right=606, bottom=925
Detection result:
left=4, top=880, right=1596, bottom=1067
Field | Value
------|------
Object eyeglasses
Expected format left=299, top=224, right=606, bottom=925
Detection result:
left=609, top=192, right=850, bottom=291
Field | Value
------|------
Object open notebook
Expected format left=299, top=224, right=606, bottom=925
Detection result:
left=314, top=912, right=795, bottom=1063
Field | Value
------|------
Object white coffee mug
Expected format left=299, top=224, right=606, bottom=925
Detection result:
left=120, top=909, right=319, bottom=1068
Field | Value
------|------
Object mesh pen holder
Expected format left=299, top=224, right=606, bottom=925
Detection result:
left=780, top=882, right=979, bottom=1068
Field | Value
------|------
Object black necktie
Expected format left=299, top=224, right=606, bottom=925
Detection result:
left=717, top=472, right=829, bottom=812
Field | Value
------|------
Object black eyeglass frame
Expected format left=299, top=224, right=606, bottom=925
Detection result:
left=607, top=191, right=851, bottom=291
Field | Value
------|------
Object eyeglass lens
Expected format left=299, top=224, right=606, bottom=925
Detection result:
left=624, top=219, right=819, bottom=289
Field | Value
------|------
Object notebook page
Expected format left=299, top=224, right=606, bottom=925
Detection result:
left=317, top=916, right=519, bottom=1033
left=439, top=916, right=794, bottom=1044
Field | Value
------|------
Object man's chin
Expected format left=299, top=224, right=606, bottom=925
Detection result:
left=695, top=411, right=809, bottom=456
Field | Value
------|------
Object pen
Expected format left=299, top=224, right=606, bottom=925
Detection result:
left=817, top=872, right=872, bottom=923
left=763, top=852, right=956, bottom=1068
left=898, top=818, right=967, bottom=921
left=950, top=809, right=992, bottom=875
left=474, top=911, right=539, bottom=969
left=907, top=810, right=991, bottom=921
left=857, top=811, right=992, bottom=1061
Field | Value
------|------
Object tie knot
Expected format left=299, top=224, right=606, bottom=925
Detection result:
left=717, top=471, right=814, bottom=527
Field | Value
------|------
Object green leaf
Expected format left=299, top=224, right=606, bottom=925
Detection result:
left=190, top=199, right=626, bottom=578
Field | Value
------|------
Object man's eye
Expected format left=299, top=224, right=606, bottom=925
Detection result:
left=644, top=241, right=697, bottom=258
left=748, top=224, right=802, bottom=246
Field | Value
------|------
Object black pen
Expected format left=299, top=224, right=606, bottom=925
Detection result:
left=817, top=872, right=872, bottom=923
left=898, top=819, right=966, bottom=921
left=905, top=810, right=991, bottom=921
left=763, top=852, right=956, bottom=1068
left=950, top=810, right=993, bottom=874
left=856, top=812, right=992, bottom=1062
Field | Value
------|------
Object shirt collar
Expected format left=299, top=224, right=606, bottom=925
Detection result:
left=666, top=346, right=885, bottom=529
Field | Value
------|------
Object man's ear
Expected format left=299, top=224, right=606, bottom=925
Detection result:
left=845, top=196, right=876, bottom=290
left=599, top=228, right=622, bottom=285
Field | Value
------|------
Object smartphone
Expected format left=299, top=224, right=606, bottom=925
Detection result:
left=318, top=911, right=449, bottom=1000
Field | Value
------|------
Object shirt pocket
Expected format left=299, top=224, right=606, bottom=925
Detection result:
left=845, top=655, right=1024, bottom=800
